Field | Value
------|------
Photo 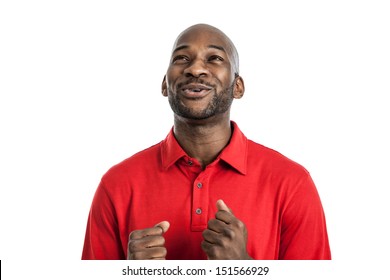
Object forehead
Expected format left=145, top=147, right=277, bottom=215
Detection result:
left=172, top=27, right=232, bottom=54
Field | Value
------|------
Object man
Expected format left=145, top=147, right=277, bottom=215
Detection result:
left=82, top=23, right=331, bottom=260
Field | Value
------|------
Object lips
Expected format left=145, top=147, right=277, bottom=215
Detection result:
left=180, top=83, right=212, bottom=98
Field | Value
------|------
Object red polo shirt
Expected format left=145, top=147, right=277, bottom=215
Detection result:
left=82, top=121, right=331, bottom=260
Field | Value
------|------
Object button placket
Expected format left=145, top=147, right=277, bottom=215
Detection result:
left=191, top=173, right=209, bottom=231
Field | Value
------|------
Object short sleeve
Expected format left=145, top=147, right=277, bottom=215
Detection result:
left=278, top=173, right=331, bottom=259
left=81, top=179, right=126, bottom=260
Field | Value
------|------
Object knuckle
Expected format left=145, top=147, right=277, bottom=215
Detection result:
left=151, top=247, right=167, bottom=259
left=219, top=237, right=228, bottom=248
left=215, top=212, right=223, bottom=220
left=152, top=235, right=165, bottom=247
left=201, top=240, right=208, bottom=250
left=209, top=245, right=217, bottom=256
left=224, top=228, right=235, bottom=239
left=209, top=246, right=220, bottom=259
left=129, top=229, right=143, bottom=240
left=235, top=220, right=245, bottom=230
left=131, top=251, right=142, bottom=260
left=207, top=219, right=216, bottom=227
left=160, top=247, right=167, bottom=257
left=129, top=231, right=137, bottom=240
left=128, top=240, right=138, bottom=252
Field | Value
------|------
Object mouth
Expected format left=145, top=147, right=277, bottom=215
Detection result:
left=180, top=83, right=212, bottom=98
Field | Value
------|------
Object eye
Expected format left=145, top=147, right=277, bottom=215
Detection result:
left=208, top=55, right=224, bottom=62
left=172, top=55, right=189, bottom=64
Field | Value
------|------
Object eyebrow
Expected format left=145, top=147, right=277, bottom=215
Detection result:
left=172, top=44, right=227, bottom=54
left=208, top=44, right=226, bottom=53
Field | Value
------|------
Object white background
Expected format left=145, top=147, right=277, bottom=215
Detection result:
left=1, top=0, right=389, bottom=279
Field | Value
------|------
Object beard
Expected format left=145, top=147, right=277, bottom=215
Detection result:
left=167, top=81, right=235, bottom=120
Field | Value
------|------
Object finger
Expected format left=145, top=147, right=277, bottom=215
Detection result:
left=201, top=240, right=213, bottom=254
left=130, top=227, right=163, bottom=240
left=215, top=210, right=236, bottom=224
left=201, top=240, right=218, bottom=260
left=129, top=235, right=166, bottom=253
left=207, top=218, right=227, bottom=233
left=129, top=246, right=167, bottom=260
left=215, top=200, right=235, bottom=224
left=202, top=228, right=221, bottom=244
left=206, top=219, right=236, bottom=240
left=216, top=199, right=233, bottom=213
left=154, top=221, right=170, bottom=234
left=129, top=221, right=169, bottom=240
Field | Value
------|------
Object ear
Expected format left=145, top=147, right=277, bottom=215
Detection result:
left=233, top=76, right=245, bottom=99
left=161, top=75, right=168, bottom=97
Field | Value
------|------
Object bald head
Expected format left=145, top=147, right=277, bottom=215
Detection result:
left=172, top=24, right=240, bottom=75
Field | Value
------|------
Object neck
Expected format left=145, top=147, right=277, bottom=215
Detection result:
left=173, top=114, right=232, bottom=169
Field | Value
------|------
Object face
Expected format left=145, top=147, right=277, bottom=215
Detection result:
left=162, top=25, right=244, bottom=120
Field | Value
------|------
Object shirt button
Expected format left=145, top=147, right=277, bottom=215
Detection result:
left=197, top=182, right=203, bottom=189
left=188, top=160, right=193, bottom=165
left=195, top=208, right=202, bottom=215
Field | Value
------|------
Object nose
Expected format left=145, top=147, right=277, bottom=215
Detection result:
left=183, top=59, right=209, bottom=77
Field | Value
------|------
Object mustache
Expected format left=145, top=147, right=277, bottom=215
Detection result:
left=176, top=78, right=214, bottom=90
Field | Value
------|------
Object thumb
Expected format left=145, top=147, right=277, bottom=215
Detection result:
left=216, top=199, right=232, bottom=213
left=154, top=221, right=170, bottom=234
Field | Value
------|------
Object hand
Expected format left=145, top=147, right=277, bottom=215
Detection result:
left=127, top=221, right=170, bottom=260
left=201, top=200, right=252, bottom=260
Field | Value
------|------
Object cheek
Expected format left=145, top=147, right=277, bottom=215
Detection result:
left=165, top=72, right=178, bottom=89
left=211, top=67, right=233, bottom=81
left=216, top=73, right=234, bottom=88
left=164, top=78, right=173, bottom=91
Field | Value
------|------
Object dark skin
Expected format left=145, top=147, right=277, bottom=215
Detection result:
left=127, top=24, right=252, bottom=260
left=127, top=221, right=170, bottom=260
left=202, top=199, right=251, bottom=260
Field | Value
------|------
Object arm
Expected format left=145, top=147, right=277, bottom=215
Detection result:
left=82, top=180, right=125, bottom=259
left=279, top=174, right=331, bottom=260
left=82, top=180, right=170, bottom=260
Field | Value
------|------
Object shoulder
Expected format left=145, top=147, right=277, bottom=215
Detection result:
left=246, top=139, right=319, bottom=206
left=101, top=142, right=162, bottom=182
left=247, top=139, right=310, bottom=179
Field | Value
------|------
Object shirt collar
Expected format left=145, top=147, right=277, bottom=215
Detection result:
left=160, top=121, right=248, bottom=175
left=160, top=127, right=187, bottom=171
left=219, top=121, right=248, bottom=175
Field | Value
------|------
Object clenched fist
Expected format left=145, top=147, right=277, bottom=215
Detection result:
left=127, top=221, right=170, bottom=260
left=201, top=200, right=252, bottom=260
